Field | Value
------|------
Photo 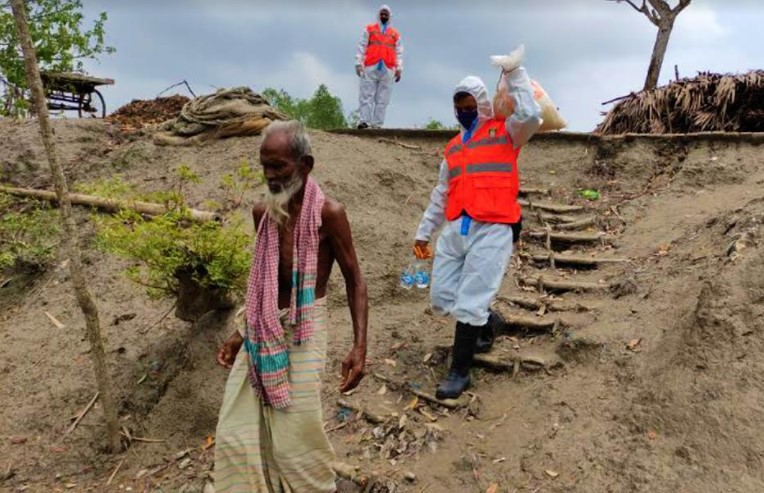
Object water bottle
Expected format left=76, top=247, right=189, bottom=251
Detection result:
left=413, top=259, right=430, bottom=289
left=400, top=263, right=415, bottom=290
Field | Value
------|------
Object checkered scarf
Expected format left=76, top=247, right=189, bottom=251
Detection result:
left=244, top=177, right=325, bottom=409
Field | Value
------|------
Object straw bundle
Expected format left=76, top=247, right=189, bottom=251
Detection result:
left=597, top=71, right=764, bottom=135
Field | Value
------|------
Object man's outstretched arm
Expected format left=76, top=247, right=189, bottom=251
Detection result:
left=324, top=200, right=368, bottom=392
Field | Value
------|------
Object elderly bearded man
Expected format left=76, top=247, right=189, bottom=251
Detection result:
left=213, top=120, right=369, bottom=493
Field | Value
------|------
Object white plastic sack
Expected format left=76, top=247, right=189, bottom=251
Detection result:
left=493, top=76, right=567, bottom=132
left=490, top=45, right=567, bottom=132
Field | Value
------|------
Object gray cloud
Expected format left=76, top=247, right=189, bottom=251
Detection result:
left=82, top=0, right=764, bottom=131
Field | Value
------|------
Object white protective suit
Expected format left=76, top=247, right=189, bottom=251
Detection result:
left=415, top=69, right=541, bottom=326
left=355, top=5, right=403, bottom=128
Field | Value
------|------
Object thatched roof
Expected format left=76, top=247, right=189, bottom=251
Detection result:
left=596, top=70, right=764, bottom=135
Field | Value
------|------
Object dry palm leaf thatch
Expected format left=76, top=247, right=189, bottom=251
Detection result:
left=597, top=70, right=764, bottom=135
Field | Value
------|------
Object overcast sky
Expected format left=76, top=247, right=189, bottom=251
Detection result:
left=81, top=0, right=764, bottom=131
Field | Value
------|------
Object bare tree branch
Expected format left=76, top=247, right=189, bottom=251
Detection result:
left=675, top=0, right=692, bottom=14
left=607, top=0, right=661, bottom=26
left=606, top=0, right=647, bottom=15
left=607, top=0, right=693, bottom=91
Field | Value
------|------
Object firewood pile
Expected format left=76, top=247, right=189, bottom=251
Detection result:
left=106, top=95, right=190, bottom=130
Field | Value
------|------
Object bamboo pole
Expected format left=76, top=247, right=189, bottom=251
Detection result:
left=0, top=185, right=220, bottom=223
left=10, top=0, right=121, bottom=452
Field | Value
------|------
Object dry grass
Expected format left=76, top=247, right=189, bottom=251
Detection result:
left=597, top=71, right=764, bottom=135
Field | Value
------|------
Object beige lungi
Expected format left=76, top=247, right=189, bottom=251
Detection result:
left=213, top=298, right=336, bottom=492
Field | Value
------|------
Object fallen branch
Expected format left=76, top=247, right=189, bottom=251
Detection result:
left=378, top=137, right=422, bottom=150
left=520, top=276, right=610, bottom=293
left=474, top=353, right=557, bottom=374
left=157, top=79, right=197, bottom=98
left=106, top=459, right=125, bottom=486
left=130, top=436, right=166, bottom=444
left=518, top=199, right=584, bottom=213
left=496, top=295, right=592, bottom=313
left=408, top=388, right=461, bottom=410
left=64, top=392, right=99, bottom=436
left=520, top=252, right=629, bottom=267
left=537, top=212, right=582, bottom=224
left=601, top=92, right=636, bottom=106
left=372, top=373, right=463, bottom=410
left=325, top=421, right=350, bottom=433
left=44, top=311, right=66, bottom=329
left=0, top=186, right=220, bottom=223
left=337, top=399, right=389, bottom=425
left=1, top=461, right=14, bottom=481
left=332, top=462, right=375, bottom=491
left=554, top=216, right=597, bottom=231
left=525, top=231, right=605, bottom=244
left=493, top=311, right=562, bottom=331
left=518, top=187, right=549, bottom=196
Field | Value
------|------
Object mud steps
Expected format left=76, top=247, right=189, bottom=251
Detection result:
left=328, top=192, right=627, bottom=491
left=473, top=191, right=630, bottom=381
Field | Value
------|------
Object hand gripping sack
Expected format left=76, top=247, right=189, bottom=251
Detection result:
left=493, top=74, right=567, bottom=132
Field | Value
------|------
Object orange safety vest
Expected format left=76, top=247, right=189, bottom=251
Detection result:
left=363, top=23, right=399, bottom=69
left=444, top=119, right=522, bottom=224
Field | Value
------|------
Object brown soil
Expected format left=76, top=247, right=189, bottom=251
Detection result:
left=2, top=120, right=764, bottom=493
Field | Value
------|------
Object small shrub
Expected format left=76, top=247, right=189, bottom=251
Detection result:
left=95, top=209, right=251, bottom=299
left=0, top=193, right=60, bottom=271
left=89, top=165, right=254, bottom=305
left=219, top=160, right=264, bottom=212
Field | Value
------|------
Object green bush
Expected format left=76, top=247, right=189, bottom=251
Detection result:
left=89, top=165, right=255, bottom=299
left=0, top=193, right=59, bottom=271
left=95, top=209, right=251, bottom=299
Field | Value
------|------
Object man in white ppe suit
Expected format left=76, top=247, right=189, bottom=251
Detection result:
left=355, top=4, right=403, bottom=129
left=413, top=59, right=542, bottom=400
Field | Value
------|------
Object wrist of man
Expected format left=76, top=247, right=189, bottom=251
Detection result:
left=353, top=340, right=367, bottom=351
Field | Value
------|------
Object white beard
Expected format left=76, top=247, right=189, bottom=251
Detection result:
left=263, top=174, right=304, bottom=225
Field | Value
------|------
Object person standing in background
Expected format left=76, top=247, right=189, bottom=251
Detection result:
left=355, top=4, right=403, bottom=129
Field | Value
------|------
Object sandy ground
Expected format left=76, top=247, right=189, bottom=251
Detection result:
left=2, top=119, right=764, bottom=492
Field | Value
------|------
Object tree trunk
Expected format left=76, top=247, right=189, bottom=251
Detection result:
left=9, top=0, right=121, bottom=453
left=644, top=17, right=676, bottom=91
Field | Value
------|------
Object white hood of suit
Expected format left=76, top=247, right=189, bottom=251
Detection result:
left=453, top=75, right=494, bottom=130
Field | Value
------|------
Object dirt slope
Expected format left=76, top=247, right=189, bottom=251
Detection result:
left=2, top=120, right=764, bottom=493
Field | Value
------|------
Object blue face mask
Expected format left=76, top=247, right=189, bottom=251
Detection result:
left=456, top=108, right=478, bottom=130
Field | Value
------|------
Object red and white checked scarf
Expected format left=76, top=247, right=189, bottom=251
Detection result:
left=244, top=177, right=325, bottom=409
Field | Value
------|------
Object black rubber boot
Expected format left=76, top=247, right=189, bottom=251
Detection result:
left=436, top=322, right=479, bottom=400
left=475, top=310, right=506, bottom=354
